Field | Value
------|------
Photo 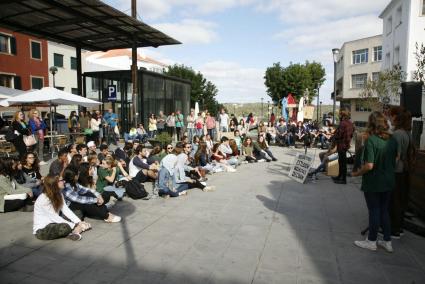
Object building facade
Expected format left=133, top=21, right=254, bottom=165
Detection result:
left=335, top=35, right=383, bottom=127
left=380, top=0, right=425, bottom=149
left=0, top=27, right=48, bottom=90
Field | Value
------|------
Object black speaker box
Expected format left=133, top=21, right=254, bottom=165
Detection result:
left=401, top=82, right=423, bottom=117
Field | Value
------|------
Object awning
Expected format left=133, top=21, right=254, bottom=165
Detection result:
left=0, top=0, right=180, bottom=51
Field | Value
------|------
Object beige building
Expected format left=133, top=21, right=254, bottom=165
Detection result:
left=334, top=35, right=383, bottom=127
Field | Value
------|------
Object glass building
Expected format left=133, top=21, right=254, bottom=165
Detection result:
left=83, top=70, right=191, bottom=133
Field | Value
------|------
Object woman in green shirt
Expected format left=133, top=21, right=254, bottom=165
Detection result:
left=96, top=157, right=127, bottom=199
left=352, top=111, right=397, bottom=253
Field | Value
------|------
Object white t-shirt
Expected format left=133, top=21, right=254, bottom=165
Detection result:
left=219, top=113, right=229, bottom=127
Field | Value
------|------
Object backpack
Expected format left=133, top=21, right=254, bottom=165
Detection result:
left=123, top=180, right=148, bottom=199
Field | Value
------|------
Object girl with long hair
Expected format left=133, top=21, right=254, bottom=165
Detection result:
left=28, top=109, right=47, bottom=164
left=33, top=175, right=89, bottom=241
left=256, top=135, right=277, bottom=161
left=11, top=111, right=31, bottom=159
left=21, top=152, right=43, bottom=198
left=352, top=111, right=397, bottom=253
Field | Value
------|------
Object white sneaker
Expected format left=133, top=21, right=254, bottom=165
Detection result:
left=203, top=186, right=216, bottom=192
left=377, top=240, right=393, bottom=253
left=105, top=215, right=121, bottom=223
left=257, top=159, right=266, bottom=163
left=227, top=167, right=236, bottom=172
left=241, top=161, right=248, bottom=164
left=354, top=239, right=377, bottom=251
left=39, top=161, right=48, bottom=166
left=200, top=181, right=207, bottom=186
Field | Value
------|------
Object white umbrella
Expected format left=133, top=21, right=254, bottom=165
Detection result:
left=195, top=102, right=199, bottom=116
left=297, top=96, right=305, bottom=122
left=0, top=86, right=26, bottom=99
left=0, top=87, right=101, bottom=153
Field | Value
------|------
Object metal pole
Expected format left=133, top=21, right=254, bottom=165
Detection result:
left=316, top=87, right=320, bottom=122
left=261, top=98, right=264, bottom=121
left=131, top=0, right=138, bottom=127
left=333, top=61, right=337, bottom=125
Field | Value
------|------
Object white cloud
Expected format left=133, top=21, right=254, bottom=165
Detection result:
left=152, top=19, right=219, bottom=44
left=200, top=61, right=266, bottom=103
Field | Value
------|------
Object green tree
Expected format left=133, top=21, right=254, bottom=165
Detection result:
left=413, top=42, right=425, bottom=83
left=264, top=61, right=326, bottom=103
left=164, top=64, right=222, bottom=114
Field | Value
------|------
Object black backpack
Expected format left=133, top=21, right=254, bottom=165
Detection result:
left=123, top=180, right=148, bottom=199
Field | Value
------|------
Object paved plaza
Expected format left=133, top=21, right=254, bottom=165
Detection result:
left=1, top=146, right=425, bottom=284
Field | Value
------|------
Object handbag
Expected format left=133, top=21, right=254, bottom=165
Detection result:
left=84, top=128, right=93, bottom=135
left=326, top=159, right=339, bottom=177
left=23, top=134, right=37, bottom=146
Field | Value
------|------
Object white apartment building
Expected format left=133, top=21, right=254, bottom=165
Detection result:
left=380, top=0, right=425, bottom=149
left=335, top=35, right=383, bottom=127
left=47, top=42, right=78, bottom=116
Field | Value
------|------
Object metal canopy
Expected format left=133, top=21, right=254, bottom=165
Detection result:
left=0, top=0, right=180, bottom=51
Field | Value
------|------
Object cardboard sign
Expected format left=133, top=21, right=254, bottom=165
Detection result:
left=304, top=106, right=314, bottom=120
left=288, top=153, right=314, bottom=184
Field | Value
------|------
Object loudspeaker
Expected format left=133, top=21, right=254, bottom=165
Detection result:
left=401, top=82, right=423, bottom=117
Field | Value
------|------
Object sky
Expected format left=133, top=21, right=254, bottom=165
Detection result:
left=104, top=0, right=390, bottom=104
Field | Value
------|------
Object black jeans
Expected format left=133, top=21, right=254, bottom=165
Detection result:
left=364, top=191, right=392, bottom=241
left=390, top=172, right=409, bottom=234
left=337, top=150, right=347, bottom=180
left=69, top=202, right=109, bottom=220
left=4, top=197, right=32, bottom=212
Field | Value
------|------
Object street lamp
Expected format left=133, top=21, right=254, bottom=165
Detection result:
left=49, top=66, right=58, bottom=88
left=332, top=48, right=340, bottom=125
left=261, top=97, right=264, bottom=121
left=267, top=100, right=270, bottom=122
left=315, top=83, right=320, bottom=122
left=320, top=101, right=323, bottom=125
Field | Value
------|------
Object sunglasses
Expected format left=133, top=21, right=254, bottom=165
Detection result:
left=58, top=179, right=64, bottom=182
left=167, top=147, right=173, bottom=150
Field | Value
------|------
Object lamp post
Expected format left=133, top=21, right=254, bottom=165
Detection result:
left=267, top=100, right=270, bottom=122
left=332, top=48, right=340, bottom=125
left=261, top=97, right=264, bottom=121
left=320, top=101, right=323, bottom=125
left=49, top=66, right=58, bottom=88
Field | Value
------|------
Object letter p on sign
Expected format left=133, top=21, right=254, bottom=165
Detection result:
left=107, top=85, right=117, bottom=101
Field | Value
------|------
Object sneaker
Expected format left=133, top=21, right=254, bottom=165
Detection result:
left=200, top=181, right=207, bottom=186
left=377, top=240, right=394, bottom=253
left=354, top=239, right=377, bottom=251
left=105, top=215, right=121, bottom=223
left=258, top=159, right=266, bottom=163
left=202, top=186, right=216, bottom=192
left=179, top=190, right=187, bottom=196
left=241, top=161, right=249, bottom=164
left=39, top=161, right=48, bottom=166
left=67, top=233, right=82, bottom=241
left=272, top=158, right=278, bottom=161
left=227, top=167, right=236, bottom=172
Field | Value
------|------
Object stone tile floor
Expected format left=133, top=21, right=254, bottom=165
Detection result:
left=1, top=146, right=424, bottom=283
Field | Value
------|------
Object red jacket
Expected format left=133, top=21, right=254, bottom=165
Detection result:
left=334, top=119, right=354, bottom=152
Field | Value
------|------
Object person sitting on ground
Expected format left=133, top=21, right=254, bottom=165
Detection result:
left=128, top=145, right=159, bottom=182
left=63, top=169, right=121, bottom=223
left=165, top=144, right=174, bottom=155
left=219, top=136, right=240, bottom=167
left=295, top=121, right=306, bottom=145
left=0, top=158, right=33, bottom=213
left=49, top=148, right=69, bottom=177
left=241, top=137, right=258, bottom=163
left=190, top=135, right=200, bottom=159
left=20, top=152, right=43, bottom=198
left=229, top=139, right=246, bottom=164
left=308, top=144, right=338, bottom=179
left=148, top=145, right=166, bottom=164
left=229, top=119, right=236, bottom=133
left=205, top=134, right=214, bottom=157
left=233, top=130, right=243, bottom=154
left=96, top=156, right=126, bottom=200
left=77, top=144, right=88, bottom=162
left=67, top=144, right=78, bottom=163
left=87, top=153, right=99, bottom=184
left=97, top=144, right=110, bottom=163
left=66, top=154, right=83, bottom=175
left=275, top=119, right=288, bottom=146
left=175, top=143, right=215, bottom=191
left=211, top=143, right=236, bottom=172
left=33, top=175, right=89, bottom=241
left=266, top=122, right=277, bottom=145
left=87, top=141, right=97, bottom=155
left=255, top=135, right=277, bottom=161
left=157, top=150, right=187, bottom=198
left=124, top=127, right=138, bottom=142
left=238, top=119, right=248, bottom=137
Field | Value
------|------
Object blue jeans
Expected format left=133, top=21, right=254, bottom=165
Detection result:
left=104, top=185, right=125, bottom=199
left=157, top=168, right=177, bottom=197
left=187, top=128, right=195, bottom=142
left=364, top=191, right=392, bottom=241
left=196, top=129, right=203, bottom=137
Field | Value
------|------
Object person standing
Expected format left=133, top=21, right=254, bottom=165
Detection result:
left=195, top=113, right=204, bottom=137
left=166, top=112, right=176, bottom=140
left=28, top=109, right=47, bottom=164
left=157, top=111, right=166, bottom=135
left=12, top=111, right=31, bottom=159
left=332, top=109, right=354, bottom=184
left=175, top=110, right=184, bottom=141
left=352, top=111, right=397, bottom=253
left=205, top=112, right=216, bottom=141
left=104, top=109, right=118, bottom=145
left=148, top=114, right=157, bottom=138
left=219, top=108, right=229, bottom=133
left=186, top=109, right=196, bottom=142
left=90, top=112, right=101, bottom=146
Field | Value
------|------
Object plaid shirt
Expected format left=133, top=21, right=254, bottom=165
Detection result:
left=62, top=183, right=99, bottom=206
left=334, top=119, right=354, bottom=152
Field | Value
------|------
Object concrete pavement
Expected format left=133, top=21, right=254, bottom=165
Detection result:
left=1, top=146, right=424, bottom=283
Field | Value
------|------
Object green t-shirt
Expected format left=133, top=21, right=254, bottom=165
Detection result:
left=96, top=167, right=120, bottom=193
left=361, top=135, right=397, bottom=193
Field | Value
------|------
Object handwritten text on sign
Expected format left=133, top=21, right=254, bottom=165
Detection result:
left=288, top=153, right=313, bottom=184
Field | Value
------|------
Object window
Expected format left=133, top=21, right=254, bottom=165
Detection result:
left=30, top=40, right=41, bottom=60
left=387, top=17, right=392, bottom=34
left=355, top=103, right=372, bottom=112
left=373, top=46, right=382, bottom=62
left=31, top=77, right=44, bottom=89
left=53, top=53, right=63, bottom=67
left=70, top=57, right=77, bottom=70
left=351, top=74, right=368, bottom=89
left=71, top=88, right=78, bottom=95
left=396, top=6, right=402, bottom=25
left=422, top=0, right=425, bottom=16
left=385, top=52, right=391, bottom=67
left=372, top=72, right=380, bottom=82
left=354, top=121, right=367, bottom=128
left=0, top=33, right=16, bottom=55
left=352, top=49, right=368, bottom=64
left=0, top=74, right=14, bottom=88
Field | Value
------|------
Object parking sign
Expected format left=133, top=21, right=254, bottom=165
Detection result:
left=107, top=85, right=117, bottom=101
